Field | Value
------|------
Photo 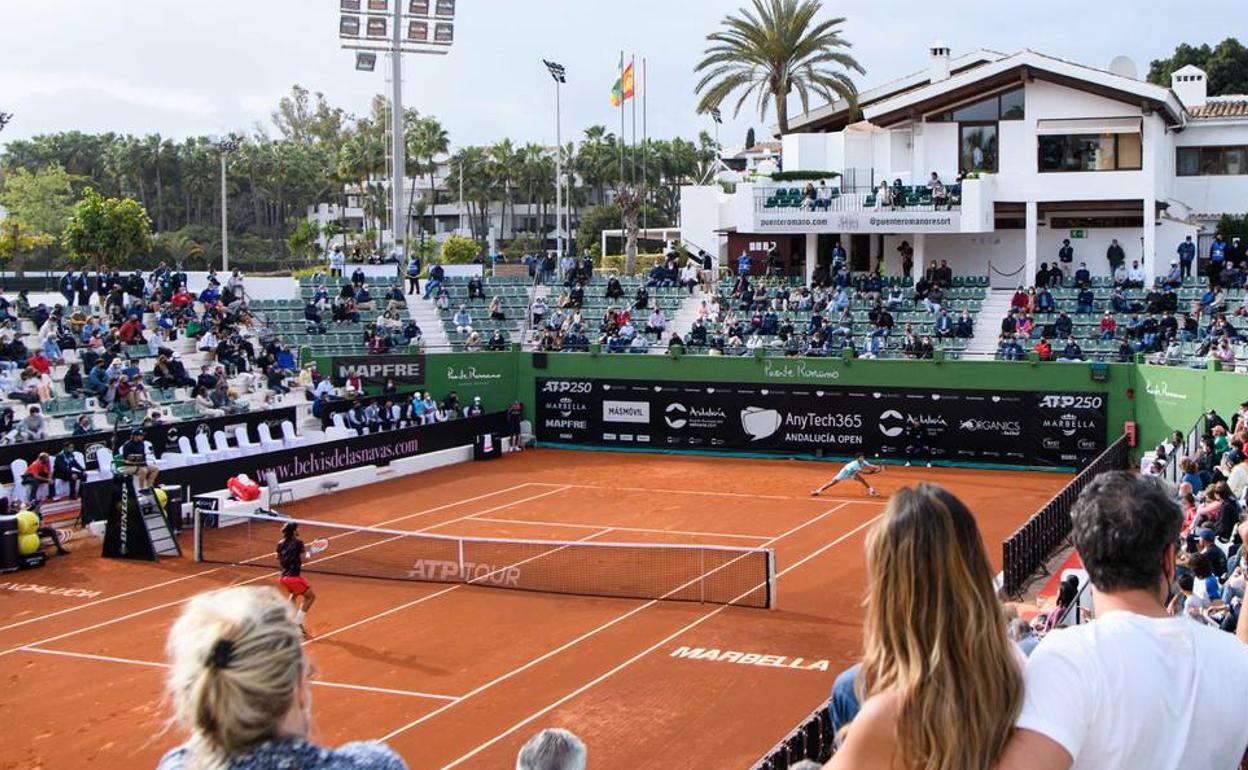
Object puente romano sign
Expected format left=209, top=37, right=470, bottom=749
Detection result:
left=754, top=210, right=961, bottom=234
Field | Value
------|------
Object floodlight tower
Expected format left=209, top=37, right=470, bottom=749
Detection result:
left=338, top=0, right=457, bottom=259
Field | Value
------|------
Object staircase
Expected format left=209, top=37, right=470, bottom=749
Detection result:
left=964, top=289, right=1014, bottom=358
left=407, top=295, right=451, bottom=351
left=664, top=288, right=708, bottom=347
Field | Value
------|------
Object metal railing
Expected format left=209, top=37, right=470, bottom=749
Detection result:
left=1002, top=434, right=1129, bottom=596
left=1160, top=414, right=1206, bottom=488
left=751, top=699, right=838, bottom=770
left=753, top=188, right=962, bottom=215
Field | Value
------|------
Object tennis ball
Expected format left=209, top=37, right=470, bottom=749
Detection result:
left=15, top=510, right=38, bottom=536
left=17, top=533, right=40, bottom=556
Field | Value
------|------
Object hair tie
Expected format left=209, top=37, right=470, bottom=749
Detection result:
left=209, top=639, right=235, bottom=670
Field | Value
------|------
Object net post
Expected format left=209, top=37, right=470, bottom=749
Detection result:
left=192, top=502, right=202, bottom=562
left=699, top=549, right=705, bottom=604
left=766, top=549, right=777, bottom=609
left=457, top=537, right=465, bottom=583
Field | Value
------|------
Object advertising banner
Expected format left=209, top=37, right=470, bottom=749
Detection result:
left=331, top=354, right=426, bottom=386
left=536, top=379, right=1106, bottom=468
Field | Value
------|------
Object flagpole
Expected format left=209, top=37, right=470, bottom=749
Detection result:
left=618, top=51, right=626, bottom=185
left=630, top=54, right=637, bottom=186
left=642, top=56, right=648, bottom=234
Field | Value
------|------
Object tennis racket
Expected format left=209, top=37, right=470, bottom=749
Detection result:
left=307, top=538, right=330, bottom=557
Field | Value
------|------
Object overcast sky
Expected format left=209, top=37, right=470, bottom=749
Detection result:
left=1, top=0, right=1243, bottom=154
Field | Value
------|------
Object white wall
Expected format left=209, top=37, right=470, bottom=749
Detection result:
left=1170, top=122, right=1248, bottom=220
left=679, top=185, right=727, bottom=264
left=916, top=122, right=959, bottom=181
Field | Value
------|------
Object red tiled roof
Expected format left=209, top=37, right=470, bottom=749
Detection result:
left=1189, top=98, right=1248, bottom=119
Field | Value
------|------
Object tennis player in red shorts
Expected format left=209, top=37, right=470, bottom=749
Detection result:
left=276, top=521, right=326, bottom=636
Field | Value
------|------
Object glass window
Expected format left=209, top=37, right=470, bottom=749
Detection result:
left=1176, top=147, right=1200, bottom=176
left=999, top=88, right=1025, bottom=120
left=951, top=97, right=999, bottom=122
left=1038, top=134, right=1141, bottom=172
left=1117, top=133, right=1142, bottom=170
left=1226, top=148, right=1246, bottom=175
left=961, top=124, right=998, bottom=173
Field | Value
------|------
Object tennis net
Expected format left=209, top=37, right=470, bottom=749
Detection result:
left=194, top=510, right=776, bottom=609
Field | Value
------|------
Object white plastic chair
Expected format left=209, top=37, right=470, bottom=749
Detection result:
left=9, top=459, right=29, bottom=505
left=177, top=435, right=207, bottom=463
left=331, top=412, right=359, bottom=437
left=280, top=420, right=309, bottom=448
left=257, top=423, right=283, bottom=452
left=213, top=430, right=242, bottom=460
left=195, top=432, right=224, bottom=462
left=234, top=425, right=261, bottom=455
left=86, top=447, right=114, bottom=482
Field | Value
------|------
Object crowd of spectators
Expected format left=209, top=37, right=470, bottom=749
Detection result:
left=679, top=256, right=968, bottom=359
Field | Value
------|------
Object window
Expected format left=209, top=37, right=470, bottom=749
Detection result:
left=961, top=124, right=998, bottom=173
left=931, top=88, right=1025, bottom=122
left=1177, top=145, right=1248, bottom=176
left=1038, top=134, right=1142, bottom=172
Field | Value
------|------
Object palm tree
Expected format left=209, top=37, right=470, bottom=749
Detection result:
left=694, top=0, right=864, bottom=134
left=407, top=115, right=449, bottom=238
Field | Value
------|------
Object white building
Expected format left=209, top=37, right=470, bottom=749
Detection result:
left=682, top=45, right=1248, bottom=286
left=308, top=149, right=580, bottom=253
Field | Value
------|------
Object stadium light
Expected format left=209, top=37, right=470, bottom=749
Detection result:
left=212, top=137, right=240, bottom=271
left=0, top=112, right=12, bottom=133
left=338, top=0, right=458, bottom=264
left=544, top=60, right=567, bottom=265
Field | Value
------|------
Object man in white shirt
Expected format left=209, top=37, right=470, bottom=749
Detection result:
left=997, top=472, right=1248, bottom=770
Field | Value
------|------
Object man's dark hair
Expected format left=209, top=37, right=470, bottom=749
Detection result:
left=1071, top=472, right=1181, bottom=593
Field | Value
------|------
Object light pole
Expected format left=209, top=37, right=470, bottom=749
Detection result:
left=214, top=138, right=239, bottom=271
left=543, top=60, right=566, bottom=263
left=338, top=0, right=457, bottom=264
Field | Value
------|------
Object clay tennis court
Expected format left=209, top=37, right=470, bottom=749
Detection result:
left=0, top=450, right=1068, bottom=770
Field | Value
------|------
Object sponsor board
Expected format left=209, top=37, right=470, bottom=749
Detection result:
left=753, top=210, right=962, bottom=235
left=331, top=354, right=425, bottom=386
left=535, top=379, right=1106, bottom=468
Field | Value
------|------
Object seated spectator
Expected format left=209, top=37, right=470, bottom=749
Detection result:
left=486, top=329, right=508, bottom=351
left=71, top=414, right=95, bottom=436
left=158, top=587, right=407, bottom=770
left=53, top=442, right=85, bottom=500
left=1075, top=287, right=1094, bottom=314
left=998, top=472, right=1248, bottom=769
left=452, top=305, right=473, bottom=334
left=955, top=309, right=974, bottom=338
left=383, top=285, right=406, bottom=313
left=118, top=428, right=158, bottom=490
left=467, top=276, right=486, bottom=301
left=18, top=405, right=46, bottom=442
left=463, top=331, right=483, bottom=352
left=1057, top=337, right=1085, bottom=362
left=193, top=386, right=224, bottom=419
left=605, top=276, right=625, bottom=298
left=825, top=484, right=1020, bottom=770
left=488, top=296, right=506, bottom=321
left=23, top=451, right=54, bottom=501
left=1098, top=312, right=1117, bottom=340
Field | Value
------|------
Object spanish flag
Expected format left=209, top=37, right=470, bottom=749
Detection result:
left=611, top=61, right=635, bottom=107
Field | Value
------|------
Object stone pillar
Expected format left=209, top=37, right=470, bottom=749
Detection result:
left=1024, top=200, right=1039, bottom=289
left=805, top=233, right=818, bottom=285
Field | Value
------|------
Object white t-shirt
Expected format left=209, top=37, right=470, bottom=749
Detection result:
left=1017, top=610, right=1248, bottom=770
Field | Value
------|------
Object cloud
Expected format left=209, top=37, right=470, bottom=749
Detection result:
left=1, top=70, right=215, bottom=118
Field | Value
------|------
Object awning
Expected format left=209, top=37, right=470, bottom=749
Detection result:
left=1035, top=117, right=1142, bottom=136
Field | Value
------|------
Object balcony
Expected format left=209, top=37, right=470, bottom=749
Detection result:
left=742, top=177, right=994, bottom=235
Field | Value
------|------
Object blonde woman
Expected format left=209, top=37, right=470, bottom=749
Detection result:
left=159, top=586, right=406, bottom=770
left=827, top=484, right=1022, bottom=770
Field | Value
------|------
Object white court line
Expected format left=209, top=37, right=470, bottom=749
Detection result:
left=529, top=481, right=887, bottom=505
left=0, top=486, right=569, bottom=659
left=0, top=483, right=536, bottom=635
left=469, top=516, right=771, bottom=541
left=307, top=507, right=601, bottom=647
left=434, top=511, right=883, bottom=769
left=378, top=502, right=850, bottom=743
left=18, top=646, right=458, bottom=701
